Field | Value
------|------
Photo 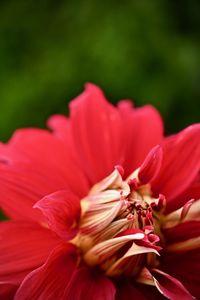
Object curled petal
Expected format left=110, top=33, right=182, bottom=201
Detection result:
left=151, top=269, right=195, bottom=299
left=163, top=199, right=200, bottom=229
left=84, top=233, right=145, bottom=266
left=80, top=196, right=125, bottom=236
left=139, top=145, right=163, bottom=184
left=92, top=218, right=133, bottom=244
left=166, top=236, right=200, bottom=253
left=136, top=267, right=155, bottom=286
left=89, top=167, right=129, bottom=196
left=106, top=242, right=160, bottom=277
left=34, top=190, right=80, bottom=240
left=163, top=221, right=200, bottom=245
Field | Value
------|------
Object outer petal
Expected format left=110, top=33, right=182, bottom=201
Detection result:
left=173, top=175, right=200, bottom=209
left=34, top=190, right=80, bottom=240
left=0, top=129, right=89, bottom=221
left=69, top=83, right=123, bottom=184
left=8, top=128, right=89, bottom=197
left=48, top=85, right=163, bottom=182
left=47, top=114, right=71, bottom=146
left=64, top=267, right=116, bottom=300
left=151, top=269, right=195, bottom=300
left=163, top=221, right=200, bottom=246
left=161, top=250, right=200, bottom=298
left=0, top=283, right=18, bottom=300
left=14, top=243, right=78, bottom=300
left=152, top=125, right=200, bottom=212
left=47, top=115, right=81, bottom=165
left=0, top=157, right=46, bottom=222
left=0, top=221, right=60, bottom=286
left=118, top=101, right=163, bottom=177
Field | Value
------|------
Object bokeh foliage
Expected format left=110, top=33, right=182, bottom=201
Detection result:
left=0, top=0, right=199, bottom=142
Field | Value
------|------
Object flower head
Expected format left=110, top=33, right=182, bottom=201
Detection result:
left=0, top=84, right=199, bottom=299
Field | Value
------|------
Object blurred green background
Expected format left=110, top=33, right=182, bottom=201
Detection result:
left=0, top=0, right=199, bottom=142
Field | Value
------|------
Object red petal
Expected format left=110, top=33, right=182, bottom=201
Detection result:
left=69, top=83, right=123, bottom=183
left=152, top=125, right=200, bottom=212
left=9, top=128, right=89, bottom=197
left=0, top=161, right=46, bottom=222
left=138, top=145, right=163, bottom=184
left=173, top=177, right=200, bottom=209
left=47, top=114, right=71, bottom=145
left=0, top=283, right=18, bottom=300
left=163, top=221, right=200, bottom=245
left=0, top=129, right=89, bottom=221
left=118, top=101, right=163, bottom=177
left=15, top=243, right=77, bottom=300
left=34, top=190, right=80, bottom=240
left=151, top=269, right=195, bottom=299
left=161, top=249, right=200, bottom=298
left=47, top=115, right=82, bottom=168
left=116, top=282, right=147, bottom=300
left=0, top=221, right=60, bottom=285
left=64, top=267, right=116, bottom=300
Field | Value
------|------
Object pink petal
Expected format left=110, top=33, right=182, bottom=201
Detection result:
left=64, top=267, right=116, bottom=300
left=15, top=243, right=77, bottom=300
left=0, top=221, right=60, bottom=286
left=138, top=145, right=163, bottom=184
left=34, top=190, right=80, bottom=240
left=151, top=269, right=195, bottom=299
left=69, top=83, right=123, bottom=183
left=152, top=125, right=200, bottom=212
left=118, top=101, right=163, bottom=177
left=116, top=282, right=147, bottom=300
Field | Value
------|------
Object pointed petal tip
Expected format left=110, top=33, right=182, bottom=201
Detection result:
left=152, top=269, right=195, bottom=300
left=139, top=145, right=163, bottom=184
left=33, top=190, right=80, bottom=240
left=114, top=165, right=124, bottom=177
left=83, top=82, right=106, bottom=98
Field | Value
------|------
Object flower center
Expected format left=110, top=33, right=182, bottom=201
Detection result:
left=72, top=167, right=164, bottom=278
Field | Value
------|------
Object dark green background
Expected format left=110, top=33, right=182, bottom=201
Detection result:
left=0, top=0, right=199, bottom=142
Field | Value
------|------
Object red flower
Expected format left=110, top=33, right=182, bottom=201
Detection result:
left=0, top=84, right=199, bottom=300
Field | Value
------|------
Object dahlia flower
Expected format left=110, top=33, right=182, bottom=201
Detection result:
left=0, top=83, right=199, bottom=300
